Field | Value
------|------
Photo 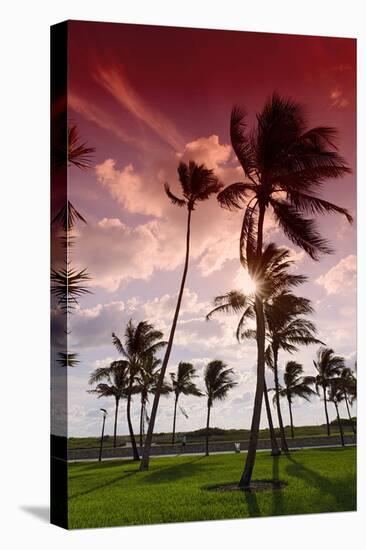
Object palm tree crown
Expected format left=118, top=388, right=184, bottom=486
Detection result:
left=279, top=361, right=314, bottom=403
left=218, top=93, right=352, bottom=262
left=165, top=160, right=223, bottom=211
left=170, top=362, right=202, bottom=399
left=204, top=360, right=237, bottom=406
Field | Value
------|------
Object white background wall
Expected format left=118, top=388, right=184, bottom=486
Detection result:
left=1, top=1, right=364, bottom=549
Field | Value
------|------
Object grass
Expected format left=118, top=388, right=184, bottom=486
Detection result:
left=68, top=446, right=356, bottom=529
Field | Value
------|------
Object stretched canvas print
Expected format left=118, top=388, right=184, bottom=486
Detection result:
left=51, top=20, right=357, bottom=529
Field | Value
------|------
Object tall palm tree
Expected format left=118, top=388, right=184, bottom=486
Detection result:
left=140, top=161, right=222, bottom=471
left=309, top=347, right=345, bottom=436
left=217, top=94, right=351, bottom=487
left=276, top=361, right=315, bottom=438
left=134, top=356, right=171, bottom=447
left=327, top=379, right=346, bottom=447
left=112, top=320, right=167, bottom=461
left=335, top=367, right=356, bottom=434
left=207, top=244, right=307, bottom=455
left=264, top=292, right=323, bottom=451
left=88, top=360, right=129, bottom=448
left=203, top=360, right=236, bottom=456
left=170, top=362, right=202, bottom=444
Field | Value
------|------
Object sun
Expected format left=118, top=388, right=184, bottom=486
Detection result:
left=234, top=269, right=257, bottom=295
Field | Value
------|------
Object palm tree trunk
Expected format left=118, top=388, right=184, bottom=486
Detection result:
left=323, top=385, right=330, bottom=436
left=344, top=393, right=356, bottom=434
left=272, top=345, right=289, bottom=453
left=172, top=395, right=178, bottom=445
left=263, top=378, right=280, bottom=456
left=287, top=397, right=294, bottom=438
left=335, top=401, right=345, bottom=447
left=205, top=401, right=211, bottom=457
left=126, top=387, right=140, bottom=461
left=113, top=397, right=119, bottom=448
left=239, top=203, right=266, bottom=488
left=139, top=399, right=144, bottom=448
left=140, top=208, right=192, bottom=471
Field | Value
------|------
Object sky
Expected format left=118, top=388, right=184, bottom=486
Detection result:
left=60, top=21, right=356, bottom=438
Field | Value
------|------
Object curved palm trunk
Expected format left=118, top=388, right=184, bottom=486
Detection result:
left=344, top=393, right=356, bottom=434
left=239, top=203, right=266, bottom=488
left=172, top=395, right=178, bottom=445
left=334, top=401, right=345, bottom=447
left=140, top=208, right=192, bottom=471
left=127, top=382, right=140, bottom=461
left=287, top=396, right=294, bottom=438
left=322, top=384, right=330, bottom=436
left=263, top=379, right=280, bottom=456
left=272, top=346, right=289, bottom=453
left=113, top=397, right=120, bottom=448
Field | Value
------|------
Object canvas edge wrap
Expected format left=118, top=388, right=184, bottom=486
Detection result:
left=50, top=20, right=69, bottom=530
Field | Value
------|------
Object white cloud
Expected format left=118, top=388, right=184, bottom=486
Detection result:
left=316, top=254, right=356, bottom=295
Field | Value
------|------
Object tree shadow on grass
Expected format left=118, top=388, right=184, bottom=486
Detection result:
left=285, top=453, right=356, bottom=510
left=141, top=456, right=206, bottom=484
left=69, top=470, right=138, bottom=501
left=69, top=459, right=136, bottom=475
left=271, top=454, right=285, bottom=516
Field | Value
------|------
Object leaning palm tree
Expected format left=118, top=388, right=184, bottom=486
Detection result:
left=203, top=360, right=236, bottom=456
left=277, top=361, right=315, bottom=438
left=112, top=320, right=167, bottom=461
left=88, top=360, right=129, bottom=448
left=217, top=93, right=351, bottom=487
left=140, top=161, right=222, bottom=471
left=207, top=244, right=307, bottom=455
left=170, top=362, right=202, bottom=444
left=309, top=347, right=345, bottom=436
left=327, top=379, right=346, bottom=447
left=264, top=292, right=323, bottom=451
left=134, top=355, right=171, bottom=447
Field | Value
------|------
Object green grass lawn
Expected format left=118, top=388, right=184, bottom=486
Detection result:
left=68, top=447, right=356, bottom=529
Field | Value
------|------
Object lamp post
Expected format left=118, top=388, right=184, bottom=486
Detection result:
left=99, top=408, right=107, bottom=462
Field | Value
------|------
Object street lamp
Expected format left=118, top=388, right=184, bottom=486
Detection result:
left=99, top=408, right=108, bottom=462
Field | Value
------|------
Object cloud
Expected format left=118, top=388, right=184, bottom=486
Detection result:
left=94, top=65, right=185, bottom=150
left=329, top=86, right=349, bottom=108
left=316, top=254, right=356, bottom=295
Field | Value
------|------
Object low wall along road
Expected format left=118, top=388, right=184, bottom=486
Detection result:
left=68, top=434, right=356, bottom=461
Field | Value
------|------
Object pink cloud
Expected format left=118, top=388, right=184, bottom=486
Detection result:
left=316, top=254, right=356, bottom=294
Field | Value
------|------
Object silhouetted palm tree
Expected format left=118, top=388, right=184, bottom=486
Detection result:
left=112, top=320, right=167, bottom=461
left=327, top=379, right=346, bottom=446
left=276, top=361, right=315, bottom=438
left=207, top=244, right=306, bottom=455
left=309, top=347, right=345, bottom=436
left=140, top=161, right=222, bottom=471
left=170, top=362, right=202, bottom=444
left=217, top=94, right=351, bottom=487
left=203, top=360, right=236, bottom=456
left=88, top=360, right=129, bottom=448
left=134, top=356, right=171, bottom=446
left=265, top=292, right=322, bottom=451
left=338, top=367, right=356, bottom=433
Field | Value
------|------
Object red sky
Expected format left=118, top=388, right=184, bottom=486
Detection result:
left=64, top=21, right=356, bottom=436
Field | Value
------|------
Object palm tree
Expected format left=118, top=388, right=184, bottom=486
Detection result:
left=265, top=292, right=323, bottom=451
left=88, top=360, right=129, bottom=448
left=207, top=244, right=307, bottom=455
left=112, top=320, right=167, bottom=461
left=309, top=347, right=345, bottom=436
left=327, top=379, right=346, bottom=447
left=170, top=362, right=202, bottom=444
left=338, top=367, right=356, bottom=434
left=277, top=361, right=315, bottom=438
left=217, top=94, right=351, bottom=487
left=140, top=161, right=222, bottom=471
left=203, top=360, right=236, bottom=456
left=134, top=356, right=171, bottom=447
